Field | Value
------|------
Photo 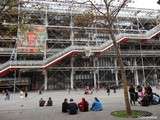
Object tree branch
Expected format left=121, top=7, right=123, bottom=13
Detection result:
left=111, top=0, right=128, bottom=19
left=0, top=0, right=10, bottom=14
left=87, top=0, right=107, bottom=17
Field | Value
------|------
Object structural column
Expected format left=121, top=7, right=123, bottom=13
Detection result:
left=134, top=58, right=139, bottom=85
left=93, top=57, right=97, bottom=88
left=97, top=58, right=100, bottom=89
left=13, top=46, right=17, bottom=93
left=154, top=69, right=158, bottom=85
left=70, top=3, right=74, bottom=89
left=43, top=6, right=48, bottom=91
left=13, top=71, right=16, bottom=93
left=70, top=57, right=74, bottom=89
left=140, top=43, right=146, bottom=84
left=70, top=4, right=74, bottom=46
left=114, top=58, right=119, bottom=86
left=44, top=70, right=48, bottom=90
left=44, top=6, right=48, bottom=59
left=93, top=71, right=97, bottom=89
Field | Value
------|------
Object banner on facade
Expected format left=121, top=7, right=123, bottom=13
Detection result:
left=17, top=25, right=47, bottom=53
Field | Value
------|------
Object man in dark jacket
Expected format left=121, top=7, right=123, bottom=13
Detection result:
left=68, top=98, right=78, bottom=114
left=129, top=85, right=136, bottom=105
left=62, top=98, right=69, bottom=113
left=46, top=97, right=53, bottom=106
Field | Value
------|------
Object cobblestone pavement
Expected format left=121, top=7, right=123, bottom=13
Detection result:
left=0, top=88, right=159, bottom=120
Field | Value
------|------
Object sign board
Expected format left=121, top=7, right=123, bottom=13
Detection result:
left=17, top=25, right=47, bottom=53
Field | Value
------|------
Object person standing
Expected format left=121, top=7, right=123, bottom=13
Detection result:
left=25, top=91, right=28, bottom=98
left=39, top=90, right=42, bottom=95
left=129, top=85, right=136, bottom=105
left=113, top=85, right=116, bottom=93
left=5, top=90, right=10, bottom=100
left=20, top=90, right=24, bottom=99
left=106, top=86, right=110, bottom=96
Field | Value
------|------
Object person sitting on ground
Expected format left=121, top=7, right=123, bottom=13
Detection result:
left=137, top=86, right=144, bottom=103
left=62, top=98, right=69, bottom=113
left=152, top=93, right=160, bottom=105
left=140, top=93, right=150, bottom=106
left=84, top=86, right=90, bottom=95
left=46, top=97, right=53, bottom=106
left=68, top=98, right=78, bottom=114
left=144, top=85, right=153, bottom=104
left=84, top=89, right=89, bottom=95
left=39, top=98, right=45, bottom=107
left=84, top=86, right=93, bottom=95
left=84, top=87, right=93, bottom=95
left=78, top=98, right=89, bottom=112
left=137, top=85, right=143, bottom=93
left=90, top=97, right=103, bottom=111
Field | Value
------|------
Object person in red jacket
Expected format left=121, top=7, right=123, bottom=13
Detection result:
left=78, top=98, right=89, bottom=112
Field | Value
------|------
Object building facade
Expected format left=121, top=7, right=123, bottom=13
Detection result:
left=0, top=0, right=160, bottom=90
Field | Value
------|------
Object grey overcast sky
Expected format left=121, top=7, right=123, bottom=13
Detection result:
left=90, top=0, right=160, bottom=9
left=129, top=0, right=160, bottom=9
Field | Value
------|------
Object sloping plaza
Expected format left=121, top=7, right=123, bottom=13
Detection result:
left=0, top=88, right=159, bottom=120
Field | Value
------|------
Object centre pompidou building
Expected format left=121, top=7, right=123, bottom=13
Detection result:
left=0, top=0, right=160, bottom=90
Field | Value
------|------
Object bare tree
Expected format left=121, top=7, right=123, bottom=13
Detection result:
left=0, top=0, right=19, bottom=24
left=0, top=0, right=19, bottom=37
left=76, top=0, right=133, bottom=115
left=0, top=0, right=17, bottom=14
left=0, top=0, right=30, bottom=37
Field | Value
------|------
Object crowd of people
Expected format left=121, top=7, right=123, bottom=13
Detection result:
left=84, top=85, right=117, bottom=95
left=39, top=97, right=103, bottom=115
left=129, top=84, right=160, bottom=106
left=1, top=84, right=160, bottom=114
left=62, top=97, right=103, bottom=115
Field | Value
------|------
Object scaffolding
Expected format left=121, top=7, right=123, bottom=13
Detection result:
left=0, top=0, right=160, bottom=90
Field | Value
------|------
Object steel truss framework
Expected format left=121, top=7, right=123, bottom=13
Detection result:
left=0, top=0, right=160, bottom=90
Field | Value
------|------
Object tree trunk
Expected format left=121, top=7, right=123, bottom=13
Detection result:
left=108, top=23, right=132, bottom=116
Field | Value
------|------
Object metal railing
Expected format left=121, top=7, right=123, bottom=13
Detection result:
left=0, top=24, right=159, bottom=72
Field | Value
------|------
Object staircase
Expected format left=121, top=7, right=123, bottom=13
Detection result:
left=0, top=24, right=160, bottom=75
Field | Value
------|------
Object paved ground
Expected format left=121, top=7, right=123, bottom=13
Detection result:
left=0, top=88, right=159, bottom=120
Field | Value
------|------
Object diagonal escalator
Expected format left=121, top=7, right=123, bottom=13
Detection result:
left=0, top=24, right=159, bottom=76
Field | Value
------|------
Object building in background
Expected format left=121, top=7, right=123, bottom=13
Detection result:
left=0, top=0, right=160, bottom=91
